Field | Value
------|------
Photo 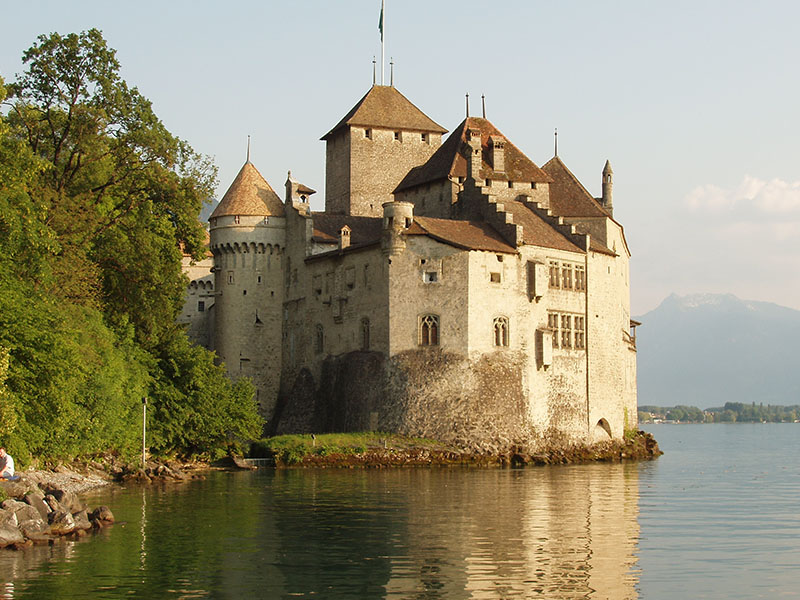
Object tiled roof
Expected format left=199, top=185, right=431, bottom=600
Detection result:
left=406, top=216, right=517, bottom=253
left=541, top=156, right=609, bottom=218
left=502, top=200, right=584, bottom=253
left=210, top=162, right=284, bottom=219
left=395, top=117, right=552, bottom=192
left=310, top=213, right=383, bottom=246
left=321, top=85, right=447, bottom=140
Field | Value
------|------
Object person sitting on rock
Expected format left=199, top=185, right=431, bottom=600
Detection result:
left=0, top=447, right=15, bottom=479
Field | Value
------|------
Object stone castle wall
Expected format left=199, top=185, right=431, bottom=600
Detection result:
left=326, top=127, right=441, bottom=217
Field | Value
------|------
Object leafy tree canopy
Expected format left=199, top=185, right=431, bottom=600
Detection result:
left=0, top=31, right=262, bottom=463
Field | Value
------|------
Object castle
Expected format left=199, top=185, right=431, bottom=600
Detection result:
left=179, top=84, right=638, bottom=450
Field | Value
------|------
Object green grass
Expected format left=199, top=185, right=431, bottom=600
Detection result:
left=249, top=432, right=447, bottom=465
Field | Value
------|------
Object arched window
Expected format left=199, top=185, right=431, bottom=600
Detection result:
left=419, top=315, right=439, bottom=346
left=493, top=316, right=509, bottom=347
left=361, top=318, right=370, bottom=350
left=315, top=324, right=324, bottom=355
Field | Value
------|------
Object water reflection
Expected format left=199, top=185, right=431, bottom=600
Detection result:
left=377, top=465, right=640, bottom=599
left=0, top=464, right=639, bottom=599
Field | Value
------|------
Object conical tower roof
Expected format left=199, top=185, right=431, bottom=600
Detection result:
left=209, top=161, right=284, bottom=219
left=321, top=85, right=447, bottom=140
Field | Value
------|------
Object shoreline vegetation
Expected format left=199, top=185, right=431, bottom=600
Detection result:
left=247, top=430, right=662, bottom=468
left=640, top=402, right=800, bottom=424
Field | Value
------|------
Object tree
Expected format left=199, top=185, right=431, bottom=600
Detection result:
left=1, top=31, right=262, bottom=460
left=5, top=29, right=215, bottom=345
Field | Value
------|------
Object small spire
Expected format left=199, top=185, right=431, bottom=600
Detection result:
left=246, top=135, right=251, bottom=163
left=554, top=128, right=558, bottom=157
left=465, top=93, right=470, bottom=118
left=372, top=57, right=376, bottom=85
left=390, top=57, right=394, bottom=87
left=481, top=94, right=486, bottom=118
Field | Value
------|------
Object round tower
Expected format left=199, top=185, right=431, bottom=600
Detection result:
left=209, top=160, right=286, bottom=419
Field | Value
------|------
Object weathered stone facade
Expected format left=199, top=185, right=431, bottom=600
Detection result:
left=183, top=84, right=638, bottom=451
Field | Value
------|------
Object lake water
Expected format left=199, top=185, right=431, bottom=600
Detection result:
left=1, top=424, right=798, bottom=599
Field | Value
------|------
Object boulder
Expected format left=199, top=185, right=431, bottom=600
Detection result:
left=45, top=488, right=86, bottom=514
left=8, top=503, right=41, bottom=525
left=89, top=506, right=115, bottom=527
left=1, top=499, right=28, bottom=512
left=47, top=509, right=76, bottom=535
left=0, top=521, right=24, bottom=549
left=0, top=480, right=28, bottom=498
left=44, top=494, right=62, bottom=513
left=26, top=531, right=56, bottom=545
left=0, top=508, right=18, bottom=529
left=72, top=510, right=92, bottom=531
left=23, top=491, right=51, bottom=520
left=19, top=516, right=48, bottom=537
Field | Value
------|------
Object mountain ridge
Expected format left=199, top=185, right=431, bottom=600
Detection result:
left=634, top=293, right=800, bottom=408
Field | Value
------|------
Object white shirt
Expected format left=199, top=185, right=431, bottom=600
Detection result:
left=0, top=454, right=14, bottom=477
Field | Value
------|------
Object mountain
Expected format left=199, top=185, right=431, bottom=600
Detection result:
left=635, top=293, right=800, bottom=409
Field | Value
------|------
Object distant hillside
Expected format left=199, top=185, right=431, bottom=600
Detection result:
left=200, top=198, right=218, bottom=222
left=635, top=293, right=800, bottom=408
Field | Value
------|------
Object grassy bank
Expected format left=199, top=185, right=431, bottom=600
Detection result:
left=248, top=431, right=662, bottom=467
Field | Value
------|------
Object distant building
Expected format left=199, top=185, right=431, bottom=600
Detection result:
left=181, top=85, right=638, bottom=449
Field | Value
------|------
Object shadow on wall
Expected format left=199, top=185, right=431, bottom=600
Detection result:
left=273, top=348, right=539, bottom=449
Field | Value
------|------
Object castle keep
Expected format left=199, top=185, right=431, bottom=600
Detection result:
left=179, top=85, right=638, bottom=450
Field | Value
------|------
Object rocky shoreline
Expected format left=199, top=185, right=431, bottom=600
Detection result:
left=266, top=430, right=663, bottom=468
left=0, top=475, right=115, bottom=550
left=0, top=458, right=206, bottom=550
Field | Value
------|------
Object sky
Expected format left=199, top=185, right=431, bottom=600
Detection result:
left=2, top=1, right=799, bottom=315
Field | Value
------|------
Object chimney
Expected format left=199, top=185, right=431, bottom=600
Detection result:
left=339, top=225, right=351, bottom=250
left=489, top=136, right=505, bottom=173
left=467, top=127, right=482, bottom=181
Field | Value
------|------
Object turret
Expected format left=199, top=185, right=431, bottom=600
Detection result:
left=208, top=160, right=286, bottom=420
left=381, top=200, right=414, bottom=256
left=285, top=170, right=315, bottom=215
left=602, top=160, right=613, bottom=216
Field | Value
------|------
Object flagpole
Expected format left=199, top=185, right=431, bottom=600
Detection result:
left=380, top=0, right=386, bottom=85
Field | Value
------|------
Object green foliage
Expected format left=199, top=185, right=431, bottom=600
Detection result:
left=0, top=30, right=259, bottom=462
left=706, top=402, right=800, bottom=423
left=250, top=433, right=443, bottom=465
left=148, top=332, right=262, bottom=458
left=640, top=402, right=800, bottom=424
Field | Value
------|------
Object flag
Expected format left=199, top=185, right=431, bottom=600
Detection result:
left=378, top=1, right=384, bottom=41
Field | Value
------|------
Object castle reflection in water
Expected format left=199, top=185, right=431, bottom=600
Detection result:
left=0, top=464, right=640, bottom=599
left=379, top=465, right=639, bottom=599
